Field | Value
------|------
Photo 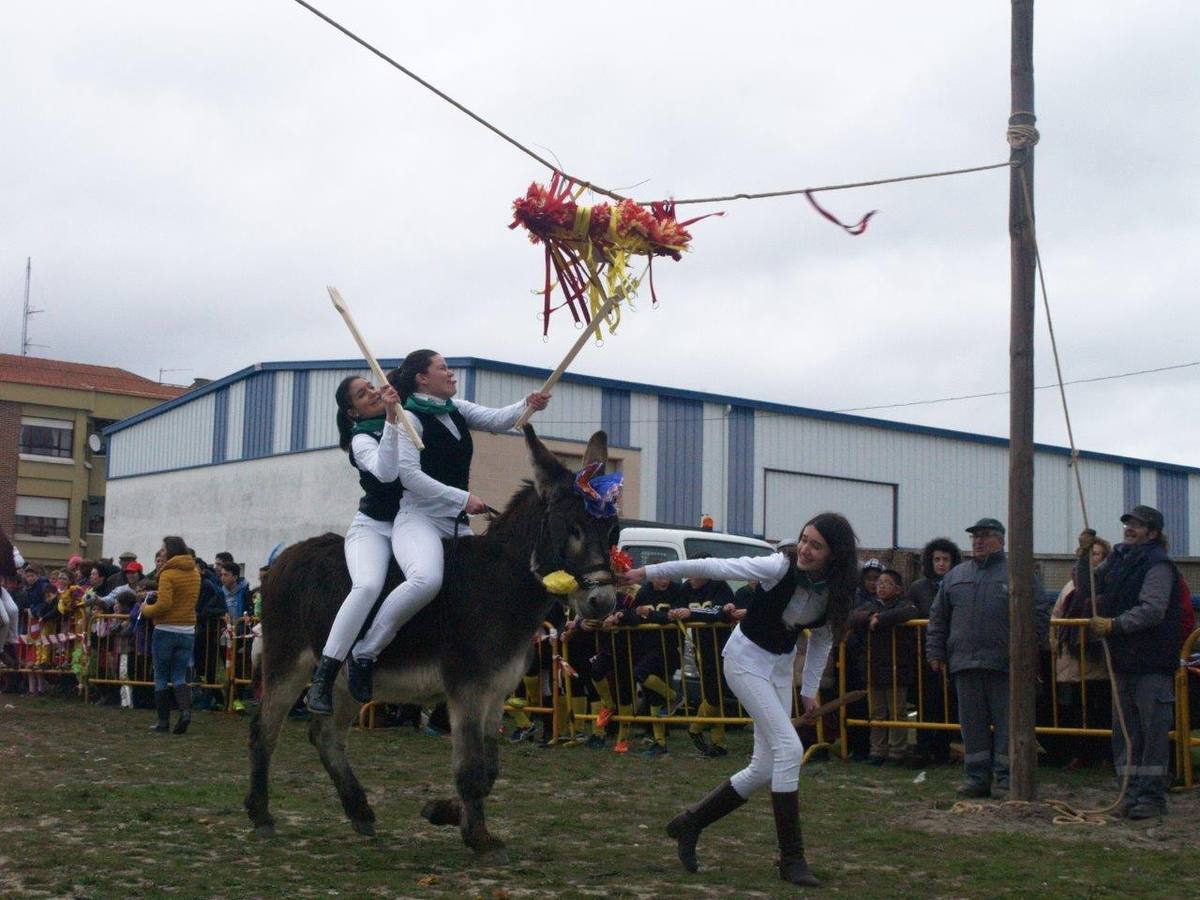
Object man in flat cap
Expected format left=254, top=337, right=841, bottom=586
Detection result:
left=1088, top=505, right=1182, bottom=819
left=926, top=518, right=1043, bottom=798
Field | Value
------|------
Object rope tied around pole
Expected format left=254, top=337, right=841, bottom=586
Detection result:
left=1007, top=111, right=1041, bottom=149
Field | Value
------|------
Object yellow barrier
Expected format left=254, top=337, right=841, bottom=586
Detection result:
left=80, top=612, right=243, bottom=706
left=0, top=609, right=87, bottom=689
left=362, top=620, right=562, bottom=733
left=558, top=621, right=830, bottom=759
left=838, top=618, right=1198, bottom=788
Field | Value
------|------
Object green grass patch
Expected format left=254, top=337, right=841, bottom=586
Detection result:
left=0, top=697, right=1196, bottom=898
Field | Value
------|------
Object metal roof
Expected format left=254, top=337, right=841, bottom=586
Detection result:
left=102, top=355, right=1200, bottom=475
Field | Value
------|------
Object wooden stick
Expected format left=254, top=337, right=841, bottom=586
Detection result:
left=327, top=286, right=424, bottom=450
left=791, top=689, right=867, bottom=725
left=513, top=255, right=631, bottom=430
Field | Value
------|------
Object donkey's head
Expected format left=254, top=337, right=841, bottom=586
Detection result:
left=524, top=425, right=619, bottom=620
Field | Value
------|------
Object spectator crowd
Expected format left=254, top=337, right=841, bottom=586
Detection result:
left=2, top=504, right=1198, bottom=818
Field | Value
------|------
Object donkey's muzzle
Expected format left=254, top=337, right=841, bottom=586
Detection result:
left=577, top=582, right=617, bottom=620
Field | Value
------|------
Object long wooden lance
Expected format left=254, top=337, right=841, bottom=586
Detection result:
left=328, top=286, right=424, bottom=450
left=513, top=257, right=642, bottom=430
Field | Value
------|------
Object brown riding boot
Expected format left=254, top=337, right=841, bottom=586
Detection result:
left=665, top=779, right=747, bottom=873
left=770, top=790, right=819, bottom=887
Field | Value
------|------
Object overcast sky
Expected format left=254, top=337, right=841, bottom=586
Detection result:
left=3, top=2, right=1198, bottom=469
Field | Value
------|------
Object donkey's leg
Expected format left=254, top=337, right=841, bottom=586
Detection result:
left=481, top=700, right=504, bottom=793
left=448, top=692, right=507, bottom=862
left=245, top=655, right=312, bottom=838
left=309, top=683, right=376, bottom=836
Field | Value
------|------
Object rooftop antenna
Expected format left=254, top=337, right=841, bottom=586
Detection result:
left=158, top=367, right=191, bottom=384
left=20, top=257, right=46, bottom=356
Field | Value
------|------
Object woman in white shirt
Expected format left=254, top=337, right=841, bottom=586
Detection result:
left=305, top=375, right=403, bottom=714
left=619, top=512, right=858, bottom=888
left=0, top=528, right=21, bottom=666
left=344, top=350, right=549, bottom=703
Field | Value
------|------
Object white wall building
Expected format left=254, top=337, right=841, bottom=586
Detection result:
left=102, top=356, right=1199, bottom=569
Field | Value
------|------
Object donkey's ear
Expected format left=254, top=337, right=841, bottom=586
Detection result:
left=524, top=424, right=571, bottom=500
left=582, top=430, right=609, bottom=475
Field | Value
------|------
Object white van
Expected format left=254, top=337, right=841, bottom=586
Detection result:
left=617, top=526, right=777, bottom=694
left=618, top=527, right=776, bottom=589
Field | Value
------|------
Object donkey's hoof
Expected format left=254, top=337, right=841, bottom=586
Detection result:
left=421, top=798, right=462, bottom=827
left=253, top=823, right=277, bottom=839
left=351, top=819, right=376, bottom=837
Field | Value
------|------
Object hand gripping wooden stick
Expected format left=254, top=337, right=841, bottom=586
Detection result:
left=327, top=286, right=424, bottom=450
left=513, top=256, right=637, bottom=430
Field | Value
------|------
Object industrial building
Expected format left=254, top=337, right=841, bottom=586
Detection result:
left=101, top=356, right=1199, bottom=570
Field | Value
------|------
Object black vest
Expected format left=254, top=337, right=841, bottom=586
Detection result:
left=411, top=407, right=474, bottom=492
left=349, top=425, right=404, bottom=522
left=740, top=563, right=829, bottom=655
left=1102, top=542, right=1182, bottom=674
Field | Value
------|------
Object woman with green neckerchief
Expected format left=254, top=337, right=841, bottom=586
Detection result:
left=340, top=350, right=549, bottom=705
left=305, top=374, right=404, bottom=714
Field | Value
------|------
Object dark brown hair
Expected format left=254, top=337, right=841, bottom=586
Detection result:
left=161, top=535, right=188, bottom=560
left=801, top=512, right=859, bottom=642
left=389, top=349, right=440, bottom=403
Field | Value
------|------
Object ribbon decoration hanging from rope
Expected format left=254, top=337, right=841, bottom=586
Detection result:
left=804, top=191, right=877, bottom=236
left=510, top=174, right=721, bottom=336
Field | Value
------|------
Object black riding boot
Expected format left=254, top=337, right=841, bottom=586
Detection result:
left=150, top=689, right=171, bottom=732
left=770, top=790, right=820, bottom=887
left=172, top=685, right=193, bottom=734
left=305, top=655, right=342, bottom=715
left=665, top=778, right=747, bottom=873
left=347, top=656, right=374, bottom=705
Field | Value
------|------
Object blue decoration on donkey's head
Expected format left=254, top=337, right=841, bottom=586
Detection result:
left=573, top=461, right=622, bottom=518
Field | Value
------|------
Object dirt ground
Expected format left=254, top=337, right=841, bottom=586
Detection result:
left=1, top=696, right=1198, bottom=899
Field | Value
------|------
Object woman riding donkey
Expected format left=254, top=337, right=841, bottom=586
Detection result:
left=306, top=350, right=550, bottom=714
left=620, top=512, right=858, bottom=888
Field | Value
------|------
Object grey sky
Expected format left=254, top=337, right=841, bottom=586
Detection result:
left=3, top=2, right=1197, bottom=469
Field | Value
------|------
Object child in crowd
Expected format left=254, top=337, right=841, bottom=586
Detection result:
left=23, top=566, right=54, bottom=693
left=112, top=591, right=137, bottom=708
left=847, top=568, right=917, bottom=765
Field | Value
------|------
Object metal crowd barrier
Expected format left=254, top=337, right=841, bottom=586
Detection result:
left=73, top=612, right=250, bottom=708
left=837, top=618, right=1199, bottom=788
left=360, top=620, right=562, bottom=731
left=1, top=608, right=87, bottom=686
left=10, top=606, right=1192, bottom=780
left=557, top=621, right=830, bottom=759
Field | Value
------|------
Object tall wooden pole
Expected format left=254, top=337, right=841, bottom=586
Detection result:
left=1008, top=0, right=1039, bottom=801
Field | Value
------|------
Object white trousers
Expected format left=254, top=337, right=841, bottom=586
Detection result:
left=353, top=512, right=459, bottom=661
left=321, top=513, right=394, bottom=661
left=723, top=627, right=804, bottom=796
left=0, top=587, right=17, bottom=651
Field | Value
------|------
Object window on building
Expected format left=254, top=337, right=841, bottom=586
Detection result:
left=87, top=495, right=106, bottom=534
left=19, top=416, right=74, bottom=459
left=15, top=496, right=71, bottom=538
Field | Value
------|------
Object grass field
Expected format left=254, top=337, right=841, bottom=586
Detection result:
left=1, top=697, right=1197, bottom=898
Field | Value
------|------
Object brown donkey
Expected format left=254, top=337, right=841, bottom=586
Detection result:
left=245, top=427, right=618, bottom=862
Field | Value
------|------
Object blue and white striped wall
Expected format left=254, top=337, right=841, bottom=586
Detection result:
left=105, top=357, right=1200, bottom=554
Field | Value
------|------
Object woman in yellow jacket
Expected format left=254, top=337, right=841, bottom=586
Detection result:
left=140, top=536, right=200, bottom=733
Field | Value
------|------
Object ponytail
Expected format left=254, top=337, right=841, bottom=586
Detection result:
left=391, top=349, right=439, bottom=403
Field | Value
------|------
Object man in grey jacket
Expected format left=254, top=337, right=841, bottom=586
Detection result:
left=925, top=518, right=1042, bottom=798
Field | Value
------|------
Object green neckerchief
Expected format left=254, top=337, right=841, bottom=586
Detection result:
left=404, top=395, right=457, bottom=416
left=351, top=417, right=386, bottom=436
